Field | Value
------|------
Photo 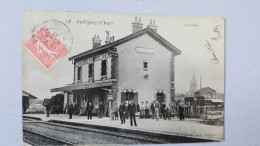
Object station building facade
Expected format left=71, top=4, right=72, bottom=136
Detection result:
left=51, top=17, right=181, bottom=115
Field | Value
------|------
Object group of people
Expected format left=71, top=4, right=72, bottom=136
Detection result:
left=66, top=102, right=94, bottom=119
left=45, top=100, right=185, bottom=122
left=65, top=100, right=138, bottom=127
left=118, top=101, right=137, bottom=126
left=139, top=101, right=186, bottom=121
left=139, top=101, right=170, bottom=120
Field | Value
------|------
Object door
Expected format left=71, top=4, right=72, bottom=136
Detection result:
left=157, top=93, right=165, bottom=106
left=121, top=92, right=138, bottom=105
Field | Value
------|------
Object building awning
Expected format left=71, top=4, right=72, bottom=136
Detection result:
left=50, top=80, right=117, bottom=92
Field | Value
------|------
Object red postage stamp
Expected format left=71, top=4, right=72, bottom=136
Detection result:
left=24, top=26, right=69, bottom=70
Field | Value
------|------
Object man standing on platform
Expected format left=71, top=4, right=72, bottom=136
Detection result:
left=68, top=102, right=73, bottom=119
left=125, top=103, right=129, bottom=119
left=119, top=102, right=126, bottom=124
left=150, top=101, right=155, bottom=119
left=99, top=102, right=104, bottom=118
left=161, top=102, right=166, bottom=120
left=46, top=103, right=51, bottom=117
left=128, top=101, right=137, bottom=126
left=179, top=102, right=185, bottom=120
left=87, top=102, right=93, bottom=120
left=145, top=101, right=150, bottom=118
left=114, top=104, right=119, bottom=120
left=140, top=101, right=145, bottom=118
left=155, top=101, right=160, bottom=121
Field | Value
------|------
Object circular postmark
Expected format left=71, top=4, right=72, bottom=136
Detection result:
left=25, top=19, right=73, bottom=70
left=31, top=19, right=73, bottom=50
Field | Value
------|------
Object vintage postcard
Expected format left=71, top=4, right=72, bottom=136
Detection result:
left=22, top=11, right=225, bottom=145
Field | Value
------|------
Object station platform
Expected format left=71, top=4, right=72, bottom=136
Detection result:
left=23, top=114, right=224, bottom=141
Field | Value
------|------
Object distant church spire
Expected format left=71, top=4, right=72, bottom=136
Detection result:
left=190, top=74, right=198, bottom=92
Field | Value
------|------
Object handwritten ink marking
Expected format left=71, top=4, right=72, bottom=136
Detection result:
left=205, top=40, right=219, bottom=64
left=211, top=25, right=223, bottom=41
left=204, top=25, right=223, bottom=64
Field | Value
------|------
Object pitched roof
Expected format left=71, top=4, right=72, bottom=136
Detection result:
left=69, top=28, right=181, bottom=61
left=195, top=96, right=205, bottom=100
left=194, top=87, right=216, bottom=93
left=184, top=97, right=194, bottom=100
left=22, top=90, right=38, bottom=99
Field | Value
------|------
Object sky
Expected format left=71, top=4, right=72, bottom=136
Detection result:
left=22, top=11, right=225, bottom=99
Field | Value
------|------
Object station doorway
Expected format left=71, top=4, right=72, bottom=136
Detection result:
left=156, top=93, right=165, bottom=106
left=121, top=92, right=138, bottom=106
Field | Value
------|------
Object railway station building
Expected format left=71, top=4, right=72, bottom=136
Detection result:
left=51, top=17, right=181, bottom=116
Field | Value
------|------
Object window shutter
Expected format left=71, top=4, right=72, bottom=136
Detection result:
left=107, top=57, right=112, bottom=79
left=94, top=60, right=101, bottom=81
left=82, top=64, right=88, bottom=82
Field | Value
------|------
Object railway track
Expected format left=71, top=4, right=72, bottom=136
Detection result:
left=23, top=128, right=75, bottom=145
left=23, top=121, right=165, bottom=145
left=29, top=122, right=165, bottom=144
left=23, top=117, right=217, bottom=145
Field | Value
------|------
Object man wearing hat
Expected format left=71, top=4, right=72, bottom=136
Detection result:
left=140, top=101, right=145, bottom=118
left=161, top=102, right=166, bottom=120
left=128, top=101, right=137, bottom=126
left=68, top=102, right=74, bottom=119
left=145, top=101, right=150, bottom=118
left=119, top=102, right=126, bottom=124
left=155, top=101, right=160, bottom=121
left=179, top=102, right=185, bottom=120
left=150, top=101, right=155, bottom=119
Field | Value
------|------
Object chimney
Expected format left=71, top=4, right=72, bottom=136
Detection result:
left=92, top=35, right=101, bottom=48
left=147, top=19, right=158, bottom=32
left=132, top=17, right=143, bottom=33
left=105, top=31, right=110, bottom=44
